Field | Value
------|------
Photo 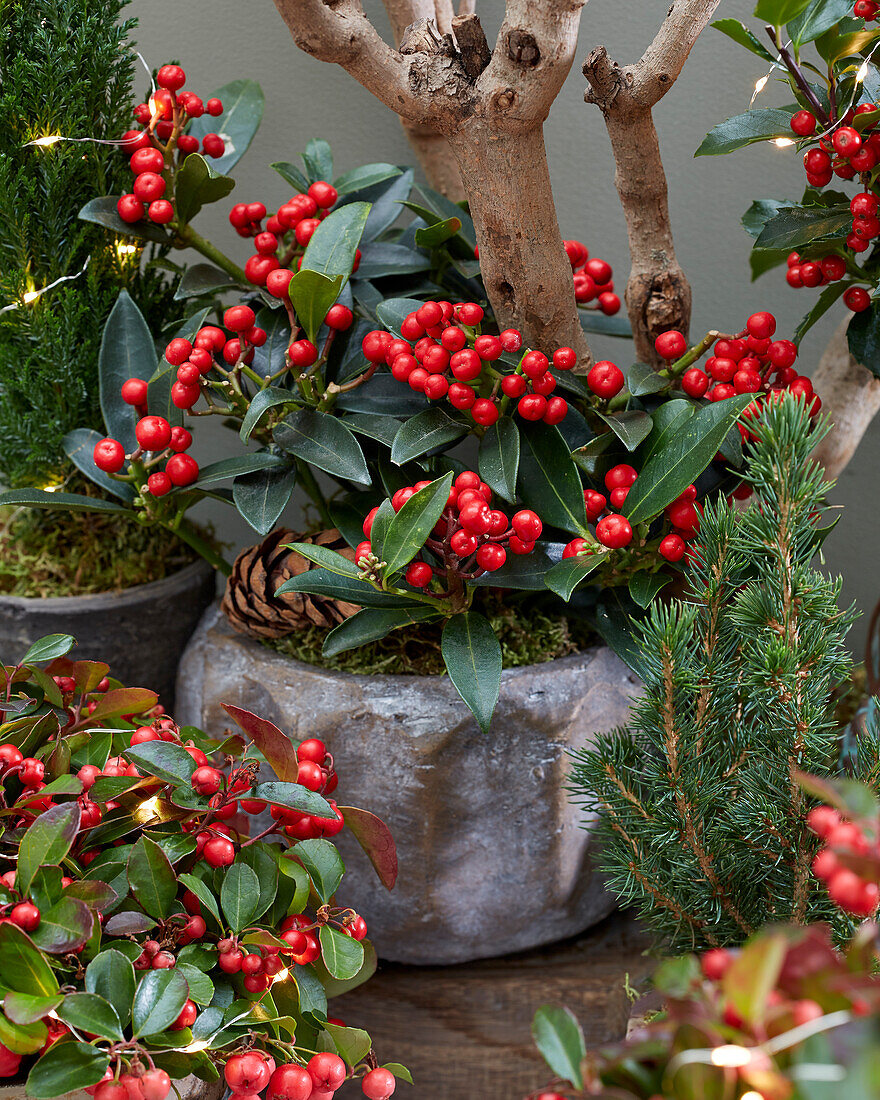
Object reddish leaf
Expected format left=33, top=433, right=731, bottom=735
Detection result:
left=88, top=687, right=157, bottom=722
left=221, top=704, right=298, bottom=781
left=46, top=658, right=109, bottom=695
left=338, top=805, right=398, bottom=890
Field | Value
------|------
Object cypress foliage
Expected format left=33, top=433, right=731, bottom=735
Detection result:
left=571, top=399, right=871, bottom=950
left=0, top=0, right=175, bottom=487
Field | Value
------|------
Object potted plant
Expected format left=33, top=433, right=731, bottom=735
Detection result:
left=0, top=37, right=828, bottom=962
left=0, top=632, right=407, bottom=1100
left=0, top=0, right=218, bottom=704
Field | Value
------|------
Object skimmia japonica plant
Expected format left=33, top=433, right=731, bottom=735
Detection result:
left=0, top=634, right=406, bottom=1100
left=700, top=0, right=880, bottom=374
left=0, top=62, right=823, bottom=729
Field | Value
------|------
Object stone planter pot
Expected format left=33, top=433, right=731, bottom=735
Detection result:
left=177, top=604, right=641, bottom=965
left=0, top=1074, right=222, bottom=1100
left=0, top=560, right=215, bottom=708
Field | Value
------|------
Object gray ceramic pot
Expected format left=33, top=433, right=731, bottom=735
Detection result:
left=177, top=604, right=641, bottom=965
left=0, top=560, right=215, bottom=708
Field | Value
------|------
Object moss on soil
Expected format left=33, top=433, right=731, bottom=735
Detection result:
left=267, top=592, right=597, bottom=676
left=0, top=478, right=201, bottom=598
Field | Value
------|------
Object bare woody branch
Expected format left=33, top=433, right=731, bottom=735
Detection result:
left=809, top=321, right=880, bottom=479
left=585, top=0, right=721, bottom=364
left=272, top=0, right=593, bottom=365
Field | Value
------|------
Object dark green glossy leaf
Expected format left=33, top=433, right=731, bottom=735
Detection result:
left=415, top=184, right=476, bottom=249
left=743, top=198, right=801, bottom=238
left=30, top=896, right=94, bottom=953
left=288, top=268, right=345, bottom=345
left=236, top=843, right=279, bottom=924
left=17, top=801, right=80, bottom=895
left=253, top=782, right=335, bottom=819
left=755, top=204, right=852, bottom=249
left=124, top=741, right=197, bottom=786
left=788, top=0, right=853, bottom=47
left=178, top=874, right=222, bottom=925
left=79, top=196, right=172, bottom=244
left=355, top=242, right=431, bottom=280
left=85, top=950, right=136, bottom=1027
left=382, top=472, right=454, bottom=576
left=63, top=428, right=135, bottom=501
left=625, top=363, right=668, bottom=397
left=324, top=1021, right=372, bottom=1066
left=343, top=413, right=401, bottom=448
left=4, top=993, right=62, bottom=1026
left=220, top=863, right=261, bottom=933
left=531, top=1005, right=586, bottom=1089
left=132, top=968, right=190, bottom=1038
left=350, top=169, right=413, bottom=243
left=470, top=540, right=566, bottom=591
left=26, top=1041, right=110, bottom=1099
left=240, top=387, right=296, bottom=443
left=20, top=634, right=75, bottom=664
left=544, top=552, right=605, bottom=601
left=274, top=409, right=370, bottom=485
left=189, top=79, right=264, bottom=173
left=319, top=926, right=364, bottom=981
left=695, top=108, right=796, bottom=156
left=846, top=299, right=880, bottom=378
left=99, top=290, right=158, bottom=451
left=176, top=963, right=213, bottom=1006
left=794, top=281, right=849, bottom=344
left=596, top=409, right=653, bottom=451
left=712, top=18, right=776, bottom=60
left=441, top=612, right=501, bottom=733
left=754, top=0, right=811, bottom=24
left=174, top=153, right=235, bottom=226
left=391, top=408, right=468, bottom=465
left=0, top=489, right=128, bottom=514
left=479, top=419, right=520, bottom=502
left=323, top=606, right=440, bottom=658
left=251, top=307, right=293, bottom=378
left=579, top=310, right=631, bottom=338
left=0, top=924, right=57, bottom=995
left=197, top=451, right=288, bottom=487
left=640, top=399, right=696, bottom=463
left=127, top=837, right=176, bottom=921
left=271, top=160, right=310, bottom=192
left=302, top=138, right=333, bottom=182
left=629, top=570, right=672, bottom=608
left=58, top=993, right=123, bottom=1041
left=174, top=262, right=241, bottom=300
left=295, top=838, right=344, bottom=903
left=625, top=395, right=753, bottom=524
left=335, top=375, right=427, bottom=417
left=334, top=163, right=401, bottom=196
left=414, top=216, right=461, bottom=249
left=283, top=541, right=360, bottom=578
left=274, top=567, right=419, bottom=608
left=816, top=25, right=880, bottom=64
left=518, top=422, right=589, bottom=538
left=302, top=202, right=370, bottom=282
left=233, top=462, right=297, bottom=535
left=374, top=297, right=424, bottom=336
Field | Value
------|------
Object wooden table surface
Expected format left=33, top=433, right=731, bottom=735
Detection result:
left=334, top=912, right=654, bottom=1099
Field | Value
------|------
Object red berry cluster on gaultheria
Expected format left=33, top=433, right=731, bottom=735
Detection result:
left=228, top=181, right=358, bottom=291
left=117, top=64, right=224, bottom=227
left=224, top=1049, right=397, bottom=1100
left=807, top=804, right=880, bottom=918
left=358, top=471, right=544, bottom=589
left=564, top=238, right=621, bottom=316
left=364, top=299, right=573, bottom=427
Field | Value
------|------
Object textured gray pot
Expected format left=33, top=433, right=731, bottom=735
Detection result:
left=0, top=560, right=215, bottom=709
left=177, top=604, right=641, bottom=965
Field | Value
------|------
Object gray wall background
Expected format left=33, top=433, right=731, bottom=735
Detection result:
left=127, top=0, right=880, bottom=653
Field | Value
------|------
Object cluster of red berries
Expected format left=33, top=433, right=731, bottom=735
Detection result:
left=93, top=411, right=198, bottom=496
left=807, top=804, right=880, bottom=918
left=561, top=469, right=701, bottom=558
left=564, top=238, right=621, bottom=316
left=224, top=1049, right=396, bottom=1100
left=117, top=65, right=224, bottom=227
left=228, top=181, right=360, bottom=292
left=786, top=247, right=871, bottom=312
left=793, top=103, right=880, bottom=184
left=656, top=313, right=821, bottom=414
left=359, top=471, right=544, bottom=586
left=363, top=300, right=574, bottom=427
left=83, top=1067, right=173, bottom=1100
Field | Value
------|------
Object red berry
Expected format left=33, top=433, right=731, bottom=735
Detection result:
left=224, top=305, right=256, bottom=333
left=747, top=311, right=776, bottom=340
left=543, top=396, right=568, bottom=424
left=655, top=330, right=687, bottom=360
left=267, top=1066, right=312, bottom=1100
left=325, top=304, right=353, bottom=330
left=658, top=533, right=685, bottom=562
left=171, top=999, right=197, bottom=1030
left=201, top=133, right=225, bottom=158
left=844, top=286, right=871, bottom=312
left=517, top=394, right=547, bottom=421
left=552, top=346, right=577, bottom=371
left=266, top=269, right=294, bottom=299
left=133, top=172, right=166, bottom=204
left=832, top=125, right=861, bottom=156
left=147, top=200, right=173, bottom=224
left=450, top=348, right=482, bottom=382
left=562, top=537, right=590, bottom=559
left=203, top=836, right=235, bottom=867
left=192, top=766, right=223, bottom=796
left=94, top=438, right=125, bottom=473
left=501, top=374, right=527, bottom=398
left=476, top=543, right=506, bottom=571
left=790, top=110, right=817, bottom=136
left=116, top=194, right=144, bottom=223
left=512, top=509, right=542, bottom=542
left=225, top=1054, right=272, bottom=1094
left=595, top=514, right=632, bottom=549
left=140, top=1070, right=171, bottom=1100
left=297, top=738, right=327, bottom=764
left=700, top=948, right=732, bottom=980
left=405, top=561, right=433, bottom=587
left=156, top=64, right=186, bottom=90
left=165, top=453, right=199, bottom=486
left=9, top=902, right=40, bottom=932
left=362, top=1068, right=396, bottom=1100
left=605, top=464, right=638, bottom=490
left=289, top=340, right=318, bottom=368
left=598, top=292, right=621, bottom=314
left=806, top=805, right=841, bottom=838
left=587, top=360, right=624, bottom=399
left=307, top=1054, right=346, bottom=1092
left=135, top=415, right=171, bottom=452
left=471, top=398, right=499, bottom=426
left=681, top=368, right=709, bottom=398
left=146, top=472, right=172, bottom=496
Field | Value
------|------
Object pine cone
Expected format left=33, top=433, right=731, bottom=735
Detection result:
left=221, top=528, right=360, bottom=640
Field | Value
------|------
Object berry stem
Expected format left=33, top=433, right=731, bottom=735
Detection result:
left=177, top=224, right=250, bottom=286
left=665, top=329, right=724, bottom=378
left=765, top=26, right=831, bottom=128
